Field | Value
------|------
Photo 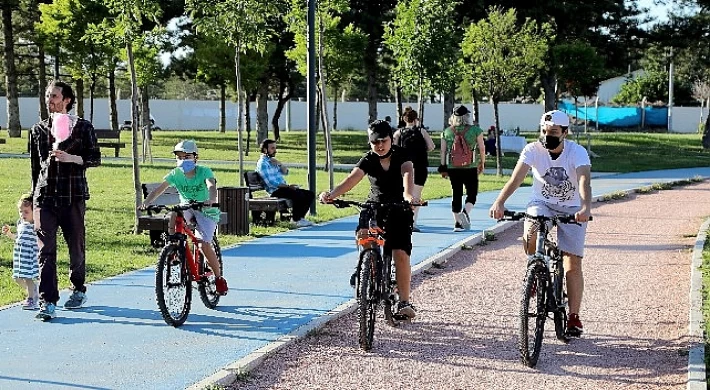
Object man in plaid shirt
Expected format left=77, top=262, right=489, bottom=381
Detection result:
left=256, top=139, right=315, bottom=227
left=29, top=80, right=101, bottom=321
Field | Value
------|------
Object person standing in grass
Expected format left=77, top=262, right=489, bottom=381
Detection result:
left=2, top=194, right=40, bottom=311
left=438, top=105, right=486, bottom=232
left=29, top=80, right=102, bottom=321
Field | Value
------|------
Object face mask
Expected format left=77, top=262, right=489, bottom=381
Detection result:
left=177, top=159, right=196, bottom=173
left=540, top=135, right=562, bottom=150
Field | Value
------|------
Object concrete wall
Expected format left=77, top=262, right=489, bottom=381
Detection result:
left=1, top=97, right=705, bottom=133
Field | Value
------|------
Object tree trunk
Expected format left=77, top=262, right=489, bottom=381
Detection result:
left=108, top=67, right=118, bottom=131
left=126, top=40, right=142, bottom=233
left=37, top=43, right=48, bottom=121
left=255, top=81, right=269, bottom=145
left=235, top=48, right=244, bottom=186
left=365, top=48, right=377, bottom=123
left=140, top=85, right=152, bottom=163
left=272, top=82, right=292, bottom=141
left=332, top=91, right=338, bottom=131
left=219, top=83, right=226, bottom=133
left=245, top=93, right=252, bottom=157
left=702, top=109, right=710, bottom=149
left=417, top=78, right=425, bottom=126
left=2, top=4, right=21, bottom=137
left=89, top=76, right=96, bottom=123
left=443, top=86, right=455, bottom=129
left=394, top=82, right=403, bottom=127
left=317, top=16, right=334, bottom=189
left=75, top=78, right=85, bottom=118
left=493, top=97, right=502, bottom=176
left=471, top=87, right=480, bottom=125
left=541, top=69, right=557, bottom=112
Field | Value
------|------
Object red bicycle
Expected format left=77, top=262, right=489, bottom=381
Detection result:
left=144, top=202, right=223, bottom=327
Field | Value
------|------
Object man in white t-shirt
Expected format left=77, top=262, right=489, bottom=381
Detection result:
left=489, top=110, right=592, bottom=337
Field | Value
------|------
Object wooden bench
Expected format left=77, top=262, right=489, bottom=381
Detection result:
left=138, top=183, right=228, bottom=248
left=94, top=129, right=126, bottom=157
left=244, top=171, right=293, bottom=226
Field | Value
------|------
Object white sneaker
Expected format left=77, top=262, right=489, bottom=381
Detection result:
left=294, top=219, right=313, bottom=228
left=457, top=211, right=471, bottom=230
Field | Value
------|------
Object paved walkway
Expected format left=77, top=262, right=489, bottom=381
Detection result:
left=0, top=167, right=707, bottom=390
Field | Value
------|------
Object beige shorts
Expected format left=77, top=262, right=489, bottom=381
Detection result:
left=182, top=209, right=217, bottom=243
left=525, top=200, right=587, bottom=258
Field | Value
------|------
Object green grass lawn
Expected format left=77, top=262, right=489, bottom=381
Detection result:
left=0, top=129, right=707, bottom=306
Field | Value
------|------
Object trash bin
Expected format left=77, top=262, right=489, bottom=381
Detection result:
left=217, top=187, right=249, bottom=235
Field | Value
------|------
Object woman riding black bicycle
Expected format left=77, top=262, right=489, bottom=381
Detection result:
left=489, top=110, right=592, bottom=337
left=319, top=120, right=419, bottom=319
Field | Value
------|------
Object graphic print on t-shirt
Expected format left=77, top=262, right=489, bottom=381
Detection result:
left=541, top=167, right=575, bottom=201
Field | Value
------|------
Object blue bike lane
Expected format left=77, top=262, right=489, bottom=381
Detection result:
left=0, top=167, right=707, bottom=390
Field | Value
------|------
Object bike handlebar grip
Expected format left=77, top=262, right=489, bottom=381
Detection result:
left=503, top=210, right=516, bottom=217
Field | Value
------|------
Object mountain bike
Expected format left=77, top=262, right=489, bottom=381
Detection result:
left=326, top=199, right=426, bottom=351
left=143, top=202, right=223, bottom=327
left=500, top=210, right=591, bottom=368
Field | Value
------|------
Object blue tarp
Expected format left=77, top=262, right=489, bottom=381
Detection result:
left=559, top=101, right=668, bottom=128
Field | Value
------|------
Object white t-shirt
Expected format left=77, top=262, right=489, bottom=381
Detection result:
left=519, top=139, right=591, bottom=207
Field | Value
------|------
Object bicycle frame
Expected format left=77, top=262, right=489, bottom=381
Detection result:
left=172, top=213, right=204, bottom=282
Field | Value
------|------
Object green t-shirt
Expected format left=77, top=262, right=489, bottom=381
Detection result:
left=441, top=125, right=483, bottom=169
left=164, top=165, right=221, bottom=222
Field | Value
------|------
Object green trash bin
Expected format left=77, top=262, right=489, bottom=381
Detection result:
left=217, top=187, right=249, bottom=235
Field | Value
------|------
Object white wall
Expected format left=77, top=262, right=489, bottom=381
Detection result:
left=1, top=97, right=703, bottom=133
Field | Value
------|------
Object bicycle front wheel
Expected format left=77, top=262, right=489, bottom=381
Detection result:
left=519, top=265, right=546, bottom=367
left=357, top=249, right=379, bottom=351
left=199, top=236, right=223, bottom=309
left=156, top=244, right=192, bottom=327
left=552, top=263, right=569, bottom=342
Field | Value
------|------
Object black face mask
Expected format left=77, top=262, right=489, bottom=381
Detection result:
left=378, top=149, right=393, bottom=159
left=540, top=135, right=562, bottom=150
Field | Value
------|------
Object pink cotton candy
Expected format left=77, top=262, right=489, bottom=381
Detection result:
left=52, top=114, right=72, bottom=143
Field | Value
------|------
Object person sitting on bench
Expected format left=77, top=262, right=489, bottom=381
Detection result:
left=256, top=139, right=315, bottom=228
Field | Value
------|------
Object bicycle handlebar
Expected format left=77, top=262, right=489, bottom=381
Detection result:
left=143, top=201, right=219, bottom=213
left=324, top=199, right=428, bottom=209
left=500, top=210, right=592, bottom=224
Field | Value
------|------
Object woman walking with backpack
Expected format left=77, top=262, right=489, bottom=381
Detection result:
left=393, top=108, right=435, bottom=232
left=438, top=105, right=486, bottom=232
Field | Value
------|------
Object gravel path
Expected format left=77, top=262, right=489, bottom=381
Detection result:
left=228, top=181, right=710, bottom=390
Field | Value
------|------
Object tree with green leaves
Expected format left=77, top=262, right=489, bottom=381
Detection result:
left=99, top=0, right=162, bottom=231
left=384, top=0, right=461, bottom=127
left=187, top=0, right=275, bottom=185
left=612, top=71, right=669, bottom=105
left=285, top=0, right=366, bottom=188
left=462, top=6, right=552, bottom=176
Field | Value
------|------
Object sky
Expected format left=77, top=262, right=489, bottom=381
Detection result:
left=636, top=0, right=672, bottom=24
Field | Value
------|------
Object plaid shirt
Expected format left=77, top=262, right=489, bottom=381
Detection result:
left=29, top=117, right=101, bottom=207
left=255, top=154, right=287, bottom=194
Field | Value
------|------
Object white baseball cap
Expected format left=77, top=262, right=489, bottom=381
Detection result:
left=173, top=139, right=198, bottom=154
left=540, top=110, right=570, bottom=128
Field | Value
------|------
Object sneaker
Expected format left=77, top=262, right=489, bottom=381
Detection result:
left=349, top=270, right=357, bottom=288
left=35, top=301, right=56, bottom=321
left=457, top=211, right=471, bottom=230
left=411, top=225, right=421, bottom=233
left=215, top=277, right=229, bottom=296
left=22, top=297, right=39, bottom=311
left=396, top=301, right=416, bottom=319
left=566, top=313, right=584, bottom=337
left=64, top=290, right=87, bottom=309
left=294, top=219, right=313, bottom=228
left=453, top=222, right=464, bottom=232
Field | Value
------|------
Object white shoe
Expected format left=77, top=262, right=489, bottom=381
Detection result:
left=294, top=219, right=313, bottom=228
left=457, top=211, right=471, bottom=230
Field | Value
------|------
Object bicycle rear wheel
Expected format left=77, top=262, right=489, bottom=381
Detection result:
left=519, top=265, right=546, bottom=367
left=199, top=236, right=224, bottom=309
left=357, top=250, right=379, bottom=351
left=156, top=244, right=192, bottom=327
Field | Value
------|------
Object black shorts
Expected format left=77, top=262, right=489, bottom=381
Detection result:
left=357, top=206, right=413, bottom=256
left=413, top=163, right=428, bottom=186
